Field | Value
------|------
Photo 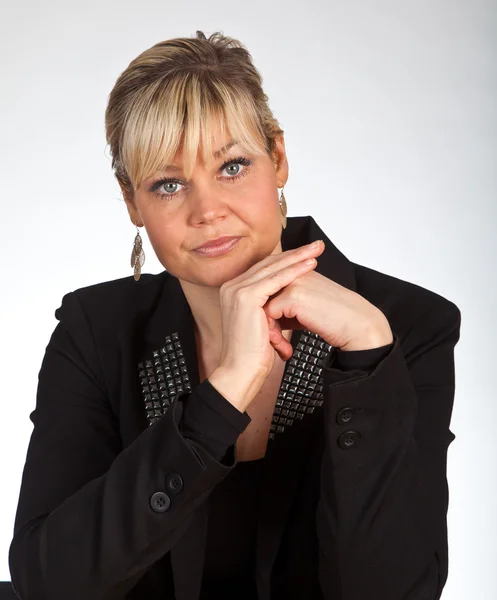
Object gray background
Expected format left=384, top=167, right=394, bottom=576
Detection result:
left=1, top=0, right=495, bottom=597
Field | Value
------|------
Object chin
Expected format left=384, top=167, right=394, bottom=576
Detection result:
left=178, top=240, right=276, bottom=287
left=186, top=259, right=253, bottom=288
left=198, top=267, right=247, bottom=288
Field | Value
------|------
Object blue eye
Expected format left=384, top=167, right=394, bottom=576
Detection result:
left=149, top=156, right=251, bottom=200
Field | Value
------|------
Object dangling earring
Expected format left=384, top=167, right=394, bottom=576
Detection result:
left=279, top=187, right=287, bottom=230
left=131, top=225, right=145, bottom=281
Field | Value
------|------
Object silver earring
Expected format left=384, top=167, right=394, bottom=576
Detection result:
left=279, top=187, right=287, bottom=229
left=131, top=225, right=145, bottom=281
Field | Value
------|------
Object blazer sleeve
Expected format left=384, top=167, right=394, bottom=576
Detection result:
left=179, top=377, right=253, bottom=462
left=316, top=301, right=461, bottom=600
left=330, top=341, right=395, bottom=373
left=8, top=291, right=250, bottom=600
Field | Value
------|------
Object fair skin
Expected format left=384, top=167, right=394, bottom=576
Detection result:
left=120, top=122, right=294, bottom=361
left=120, top=123, right=393, bottom=386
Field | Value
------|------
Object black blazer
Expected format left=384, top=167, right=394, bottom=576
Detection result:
left=8, top=215, right=461, bottom=600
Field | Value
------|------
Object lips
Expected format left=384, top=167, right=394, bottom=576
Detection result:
left=193, top=236, right=241, bottom=257
left=195, top=235, right=241, bottom=249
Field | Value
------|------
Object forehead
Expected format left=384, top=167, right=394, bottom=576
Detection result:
left=159, top=139, right=240, bottom=173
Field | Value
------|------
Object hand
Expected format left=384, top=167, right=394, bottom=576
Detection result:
left=215, top=240, right=324, bottom=398
left=263, top=254, right=394, bottom=361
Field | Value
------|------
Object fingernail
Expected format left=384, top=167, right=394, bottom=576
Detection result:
left=311, top=239, right=323, bottom=248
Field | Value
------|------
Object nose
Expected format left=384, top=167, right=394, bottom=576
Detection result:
left=189, top=185, right=230, bottom=224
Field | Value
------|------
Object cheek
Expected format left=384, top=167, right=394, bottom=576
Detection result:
left=144, top=220, right=181, bottom=268
left=239, top=177, right=279, bottom=216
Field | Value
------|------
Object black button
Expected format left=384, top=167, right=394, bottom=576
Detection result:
left=337, top=430, right=361, bottom=450
left=150, top=491, right=171, bottom=513
left=336, top=407, right=363, bottom=426
left=166, top=473, right=184, bottom=495
left=336, top=407, right=354, bottom=425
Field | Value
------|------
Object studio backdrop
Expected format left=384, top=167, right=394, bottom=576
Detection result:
left=1, top=1, right=495, bottom=598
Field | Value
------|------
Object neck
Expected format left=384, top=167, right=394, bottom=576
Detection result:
left=180, top=279, right=223, bottom=352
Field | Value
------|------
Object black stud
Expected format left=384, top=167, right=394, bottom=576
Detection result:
left=138, top=333, right=192, bottom=427
left=138, top=330, right=332, bottom=435
left=269, top=331, right=333, bottom=440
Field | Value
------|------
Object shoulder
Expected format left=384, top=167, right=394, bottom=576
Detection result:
left=53, top=271, right=170, bottom=326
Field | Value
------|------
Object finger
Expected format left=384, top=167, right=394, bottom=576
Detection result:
left=236, top=257, right=318, bottom=310
left=267, top=314, right=281, bottom=338
left=267, top=317, right=291, bottom=360
left=269, top=327, right=293, bottom=361
left=270, top=329, right=293, bottom=360
left=247, top=242, right=323, bottom=286
left=224, top=240, right=324, bottom=291
left=267, top=315, right=276, bottom=329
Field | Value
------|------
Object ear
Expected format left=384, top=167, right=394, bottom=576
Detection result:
left=272, top=134, right=289, bottom=188
left=117, top=178, right=144, bottom=227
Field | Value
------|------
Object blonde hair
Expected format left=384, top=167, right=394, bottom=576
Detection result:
left=104, top=30, right=284, bottom=196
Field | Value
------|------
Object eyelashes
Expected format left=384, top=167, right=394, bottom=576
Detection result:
left=148, top=156, right=252, bottom=200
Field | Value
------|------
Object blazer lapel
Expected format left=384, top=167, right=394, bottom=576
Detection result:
left=135, top=215, right=357, bottom=600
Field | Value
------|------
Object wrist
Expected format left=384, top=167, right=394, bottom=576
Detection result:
left=340, top=322, right=394, bottom=352
left=208, top=367, right=266, bottom=413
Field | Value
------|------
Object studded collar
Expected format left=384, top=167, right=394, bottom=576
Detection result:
left=136, top=215, right=356, bottom=427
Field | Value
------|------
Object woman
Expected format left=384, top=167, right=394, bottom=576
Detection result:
left=8, top=31, right=461, bottom=600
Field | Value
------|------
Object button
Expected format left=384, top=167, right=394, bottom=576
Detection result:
left=336, top=407, right=354, bottom=425
left=166, top=473, right=184, bottom=495
left=336, top=407, right=363, bottom=426
left=150, top=491, right=171, bottom=513
left=337, top=430, right=361, bottom=450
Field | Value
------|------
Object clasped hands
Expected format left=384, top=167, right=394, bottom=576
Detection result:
left=264, top=241, right=394, bottom=361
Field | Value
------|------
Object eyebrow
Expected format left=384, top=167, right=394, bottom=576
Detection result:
left=155, top=140, right=239, bottom=174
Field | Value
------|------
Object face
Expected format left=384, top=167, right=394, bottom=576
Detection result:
left=121, top=122, right=289, bottom=288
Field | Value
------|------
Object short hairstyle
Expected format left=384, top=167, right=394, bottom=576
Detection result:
left=104, top=30, right=285, bottom=195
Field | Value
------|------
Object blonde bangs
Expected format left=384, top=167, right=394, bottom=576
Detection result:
left=120, top=72, right=270, bottom=190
